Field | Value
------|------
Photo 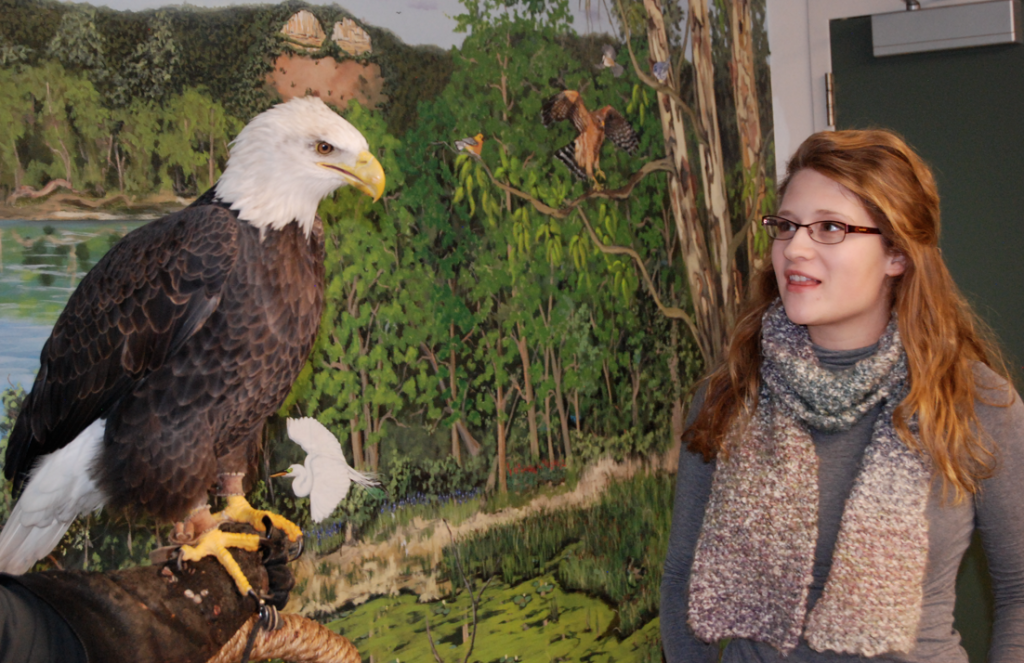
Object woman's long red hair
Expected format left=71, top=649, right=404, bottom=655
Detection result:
left=686, top=129, right=1011, bottom=500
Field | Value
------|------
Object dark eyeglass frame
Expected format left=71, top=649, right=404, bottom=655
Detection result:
left=761, top=215, right=882, bottom=245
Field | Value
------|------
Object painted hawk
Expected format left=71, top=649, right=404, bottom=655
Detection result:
left=541, top=90, right=639, bottom=185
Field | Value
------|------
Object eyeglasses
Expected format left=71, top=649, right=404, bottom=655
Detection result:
left=761, top=215, right=882, bottom=245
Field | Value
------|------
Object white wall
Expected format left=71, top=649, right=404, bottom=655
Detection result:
left=764, top=0, right=993, bottom=181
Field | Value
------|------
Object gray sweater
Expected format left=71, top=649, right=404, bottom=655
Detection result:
left=660, top=345, right=1024, bottom=662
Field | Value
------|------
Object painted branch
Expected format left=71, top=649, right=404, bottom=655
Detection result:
left=576, top=207, right=702, bottom=344
left=475, top=156, right=673, bottom=220
left=6, top=178, right=82, bottom=204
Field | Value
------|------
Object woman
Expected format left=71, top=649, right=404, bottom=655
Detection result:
left=660, top=129, right=1024, bottom=662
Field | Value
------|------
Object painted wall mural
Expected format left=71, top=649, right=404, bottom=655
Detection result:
left=0, top=0, right=773, bottom=659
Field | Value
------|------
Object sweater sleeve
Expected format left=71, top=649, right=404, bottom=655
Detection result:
left=660, top=389, right=719, bottom=662
left=972, top=367, right=1024, bottom=662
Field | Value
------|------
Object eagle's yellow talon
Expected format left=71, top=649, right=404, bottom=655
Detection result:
left=179, top=529, right=261, bottom=596
left=216, top=495, right=304, bottom=542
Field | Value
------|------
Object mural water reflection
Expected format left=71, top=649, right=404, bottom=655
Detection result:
left=0, top=219, right=147, bottom=390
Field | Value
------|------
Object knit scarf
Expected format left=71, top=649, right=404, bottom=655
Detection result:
left=687, top=301, right=932, bottom=657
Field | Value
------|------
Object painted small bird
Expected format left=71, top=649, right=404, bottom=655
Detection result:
left=273, top=418, right=379, bottom=523
left=653, top=60, right=670, bottom=84
left=595, top=44, right=624, bottom=77
left=541, top=90, right=639, bottom=186
left=455, top=133, right=484, bottom=158
left=0, top=97, right=385, bottom=598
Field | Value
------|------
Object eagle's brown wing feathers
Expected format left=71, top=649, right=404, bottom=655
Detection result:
left=98, top=212, right=325, bottom=520
left=5, top=207, right=239, bottom=495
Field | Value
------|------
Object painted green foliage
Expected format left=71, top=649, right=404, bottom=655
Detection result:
left=282, top=101, right=443, bottom=472
left=0, top=0, right=700, bottom=485
left=157, top=88, right=240, bottom=191
left=0, top=3, right=768, bottom=620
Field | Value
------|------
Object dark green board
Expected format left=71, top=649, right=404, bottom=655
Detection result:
left=830, top=15, right=1024, bottom=387
left=830, top=15, right=1024, bottom=662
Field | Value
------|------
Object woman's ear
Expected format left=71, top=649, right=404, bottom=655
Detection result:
left=886, top=252, right=907, bottom=277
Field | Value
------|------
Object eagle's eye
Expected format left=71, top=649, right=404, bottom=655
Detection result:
left=315, top=141, right=334, bottom=156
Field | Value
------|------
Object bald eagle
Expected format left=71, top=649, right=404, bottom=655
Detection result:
left=0, top=97, right=385, bottom=597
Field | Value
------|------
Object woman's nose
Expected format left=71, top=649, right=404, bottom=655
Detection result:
left=783, top=225, right=817, bottom=259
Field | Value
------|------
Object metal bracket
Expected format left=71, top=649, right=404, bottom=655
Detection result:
left=825, top=72, right=836, bottom=128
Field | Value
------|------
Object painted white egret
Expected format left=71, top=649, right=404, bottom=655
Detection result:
left=273, top=417, right=380, bottom=523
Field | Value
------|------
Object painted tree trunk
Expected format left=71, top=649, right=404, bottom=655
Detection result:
left=495, top=382, right=508, bottom=494
left=668, top=318, right=685, bottom=447
left=690, top=0, right=736, bottom=326
left=544, top=347, right=556, bottom=463
left=360, top=367, right=379, bottom=472
left=515, top=328, right=541, bottom=460
left=349, top=415, right=364, bottom=469
left=552, top=350, right=573, bottom=466
left=730, top=0, right=767, bottom=271
left=337, top=358, right=366, bottom=469
left=573, top=387, right=581, bottom=433
left=450, top=336, right=462, bottom=465
left=490, top=327, right=509, bottom=494
left=643, top=0, right=730, bottom=365
left=630, top=363, right=641, bottom=428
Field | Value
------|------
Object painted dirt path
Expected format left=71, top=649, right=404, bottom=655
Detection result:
left=288, top=446, right=680, bottom=616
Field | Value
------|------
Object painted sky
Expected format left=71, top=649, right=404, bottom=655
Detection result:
left=82, top=0, right=620, bottom=50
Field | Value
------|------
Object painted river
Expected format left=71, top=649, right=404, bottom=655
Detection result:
left=0, top=219, right=148, bottom=391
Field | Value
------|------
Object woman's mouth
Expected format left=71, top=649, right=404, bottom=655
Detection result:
left=786, top=272, right=821, bottom=289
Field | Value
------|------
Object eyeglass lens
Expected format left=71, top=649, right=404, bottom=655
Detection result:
left=764, top=217, right=847, bottom=245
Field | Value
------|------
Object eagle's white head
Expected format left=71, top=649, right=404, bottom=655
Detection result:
left=213, top=96, right=386, bottom=236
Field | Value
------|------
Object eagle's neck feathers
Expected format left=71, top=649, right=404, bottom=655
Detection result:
left=212, top=177, right=319, bottom=240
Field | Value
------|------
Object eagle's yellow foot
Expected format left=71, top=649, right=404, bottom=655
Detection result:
left=215, top=495, right=304, bottom=543
left=178, top=528, right=261, bottom=596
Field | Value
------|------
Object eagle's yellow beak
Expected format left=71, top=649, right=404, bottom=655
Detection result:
left=320, top=150, right=386, bottom=202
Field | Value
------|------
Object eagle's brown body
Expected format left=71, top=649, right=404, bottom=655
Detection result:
left=5, top=199, right=325, bottom=522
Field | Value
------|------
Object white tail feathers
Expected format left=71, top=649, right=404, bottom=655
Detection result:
left=0, top=419, right=107, bottom=574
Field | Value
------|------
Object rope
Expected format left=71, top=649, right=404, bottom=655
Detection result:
left=239, top=604, right=282, bottom=663
left=207, top=613, right=362, bottom=663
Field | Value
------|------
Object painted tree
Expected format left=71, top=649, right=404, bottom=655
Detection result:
left=439, top=0, right=704, bottom=488
left=20, top=62, right=108, bottom=192
left=0, top=68, right=33, bottom=193
left=109, top=100, right=162, bottom=194
left=109, top=11, right=181, bottom=107
left=446, top=0, right=580, bottom=473
left=611, top=0, right=773, bottom=365
left=282, top=102, right=445, bottom=473
left=46, top=6, right=107, bottom=76
left=395, top=97, right=485, bottom=467
left=157, top=88, right=237, bottom=194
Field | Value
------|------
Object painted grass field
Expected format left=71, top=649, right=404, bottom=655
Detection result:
left=323, top=574, right=663, bottom=663
left=289, top=468, right=675, bottom=662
